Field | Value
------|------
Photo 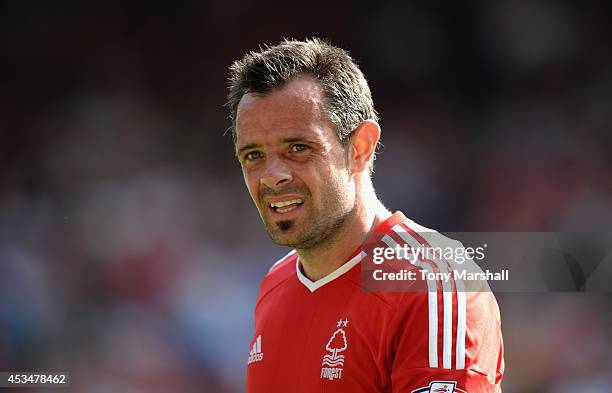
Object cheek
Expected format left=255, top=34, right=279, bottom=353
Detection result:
left=321, top=166, right=353, bottom=201
left=306, top=167, right=342, bottom=200
left=242, top=170, right=260, bottom=202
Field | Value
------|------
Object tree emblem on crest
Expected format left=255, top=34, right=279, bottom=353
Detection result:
left=322, top=328, right=347, bottom=367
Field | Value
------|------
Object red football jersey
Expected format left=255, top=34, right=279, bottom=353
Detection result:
left=246, top=212, right=504, bottom=392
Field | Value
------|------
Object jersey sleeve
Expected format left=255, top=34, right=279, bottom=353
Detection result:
left=388, top=289, right=504, bottom=393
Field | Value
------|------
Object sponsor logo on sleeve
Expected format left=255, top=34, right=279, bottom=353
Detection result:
left=412, top=381, right=462, bottom=393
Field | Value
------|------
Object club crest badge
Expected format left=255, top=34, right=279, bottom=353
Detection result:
left=320, top=319, right=349, bottom=380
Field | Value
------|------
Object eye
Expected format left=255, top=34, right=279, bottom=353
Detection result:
left=290, top=143, right=308, bottom=153
left=245, top=151, right=263, bottom=161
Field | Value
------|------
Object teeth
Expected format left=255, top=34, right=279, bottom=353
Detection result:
left=270, top=199, right=303, bottom=208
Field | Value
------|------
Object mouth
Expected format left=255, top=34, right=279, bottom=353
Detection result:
left=267, top=198, right=304, bottom=215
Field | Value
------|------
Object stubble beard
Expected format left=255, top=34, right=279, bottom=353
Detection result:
left=262, top=188, right=355, bottom=251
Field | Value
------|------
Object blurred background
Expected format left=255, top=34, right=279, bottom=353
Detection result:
left=1, top=0, right=611, bottom=392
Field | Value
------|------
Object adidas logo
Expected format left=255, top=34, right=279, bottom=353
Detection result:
left=248, top=335, right=264, bottom=364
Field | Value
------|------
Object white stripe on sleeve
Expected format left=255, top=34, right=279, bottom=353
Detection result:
left=391, top=224, right=454, bottom=369
left=381, top=233, right=439, bottom=368
left=456, top=277, right=466, bottom=369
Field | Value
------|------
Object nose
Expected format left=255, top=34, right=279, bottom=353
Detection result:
left=260, top=156, right=293, bottom=191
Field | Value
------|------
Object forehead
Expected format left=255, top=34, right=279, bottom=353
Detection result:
left=235, top=77, right=333, bottom=145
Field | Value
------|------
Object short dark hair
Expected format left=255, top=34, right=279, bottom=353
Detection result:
left=227, top=38, right=379, bottom=151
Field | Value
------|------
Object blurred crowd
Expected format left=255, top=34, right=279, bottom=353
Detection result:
left=1, top=1, right=611, bottom=392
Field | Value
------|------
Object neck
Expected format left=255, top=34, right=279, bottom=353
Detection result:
left=297, top=187, right=392, bottom=281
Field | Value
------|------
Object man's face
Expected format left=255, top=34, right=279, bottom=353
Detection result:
left=235, top=77, right=356, bottom=248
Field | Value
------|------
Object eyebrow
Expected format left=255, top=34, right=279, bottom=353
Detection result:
left=282, top=137, right=311, bottom=144
left=236, top=143, right=260, bottom=157
left=235, top=136, right=316, bottom=157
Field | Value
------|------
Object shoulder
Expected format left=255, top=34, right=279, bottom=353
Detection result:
left=386, top=219, right=503, bottom=377
left=255, top=250, right=298, bottom=306
left=389, top=217, right=501, bottom=326
left=267, top=249, right=297, bottom=275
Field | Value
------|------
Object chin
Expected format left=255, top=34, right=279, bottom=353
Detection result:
left=271, top=225, right=298, bottom=240
left=268, top=227, right=309, bottom=248
left=269, top=234, right=300, bottom=247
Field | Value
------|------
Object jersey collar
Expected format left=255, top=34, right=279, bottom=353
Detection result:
left=295, top=211, right=407, bottom=292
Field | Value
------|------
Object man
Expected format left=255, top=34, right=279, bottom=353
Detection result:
left=227, top=38, right=504, bottom=392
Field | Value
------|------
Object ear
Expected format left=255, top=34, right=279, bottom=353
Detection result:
left=348, top=120, right=381, bottom=174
